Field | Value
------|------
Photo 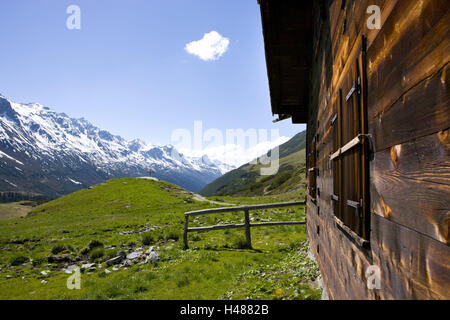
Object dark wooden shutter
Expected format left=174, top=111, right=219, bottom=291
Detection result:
left=308, top=138, right=317, bottom=199
left=331, top=36, right=370, bottom=240
left=332, top=89, right=342, bottom=220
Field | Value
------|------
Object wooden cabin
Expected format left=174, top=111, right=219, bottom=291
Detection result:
left=258, top=0, right=449, bottom=299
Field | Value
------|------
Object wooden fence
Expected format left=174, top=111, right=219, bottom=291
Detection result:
left=183, top=201, right=306, bottom=249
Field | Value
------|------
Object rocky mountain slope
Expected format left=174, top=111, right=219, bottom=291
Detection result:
left=0, top=95, right=233, bottom=198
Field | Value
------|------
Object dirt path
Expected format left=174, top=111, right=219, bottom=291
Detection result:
left=137, top=176, right=235, bottom=206
left=192, top=194, right=235, bottom=206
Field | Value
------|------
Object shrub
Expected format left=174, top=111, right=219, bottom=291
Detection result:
left=88, top=240, right=104, bottom=250
left=260, top=176, right=273, bottom=183
left=164, top=231, right=180, bottom=242
left=32, top=257, right=46, bottom=267
left=105, top=248, right=119, bottom=260
left=268, top=173, right=291, bottom=190
left=141, top=233, right=155, bottom=246
left=10, top=255, right=28, bottom=266
left=89, top=247, right=104, bottom=260
left=184, top=197, right=194, bottom=203
left=249, top=182, right=263, bottom=192
left=51, top=245, right=67, bottom=255
left=79, top=247, right=90, bottom=256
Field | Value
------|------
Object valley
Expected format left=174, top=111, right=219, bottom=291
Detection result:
left=200, top=131, right=306, bottom=197
left=0, top=178, right=320, bottom=300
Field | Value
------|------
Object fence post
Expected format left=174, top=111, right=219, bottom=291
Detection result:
left=244, top=210, right=252, bottom=249
left=184, top=215, right=189, bottom=249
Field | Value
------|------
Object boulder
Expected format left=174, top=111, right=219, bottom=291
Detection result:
left=105, top=255, right=124, bottom=266
left=146, top=252, right=160, bottom=264
left=80, top=263, right=96, bottom=271
left=126, top=251, right=142, bottom=260
left=145, top=246, right=155, bottom=254
left=63, top=265, right=79, bottom=274
left=122, top=259, right=132, bottom=267
left=47, top=254, right=74, bottom=264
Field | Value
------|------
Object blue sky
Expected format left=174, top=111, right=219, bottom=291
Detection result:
left=0, top=0, right=305, bottom=149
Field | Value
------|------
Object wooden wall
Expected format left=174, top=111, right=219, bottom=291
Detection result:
left=306, top=0, right=450, bottom=299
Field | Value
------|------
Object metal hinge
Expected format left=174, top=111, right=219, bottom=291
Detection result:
left=345, top=77, right=361, bottom=101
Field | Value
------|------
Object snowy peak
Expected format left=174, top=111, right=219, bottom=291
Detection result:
left=128, top=139, right=147, bottom=152
left=0, top=97, right=19, bottom=124
left=0, top=95, right=234, bottom=196
left=200, top=154, right=213, bottom=165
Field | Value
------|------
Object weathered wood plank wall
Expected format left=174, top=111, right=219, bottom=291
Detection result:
left=306, top=0, right=450, bottom=299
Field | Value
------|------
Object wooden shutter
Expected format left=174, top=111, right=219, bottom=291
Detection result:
left=331, top=36, right=370, bottom=240
left=332, top=90, right=343, bottom=220
left=308, top=138, right=317, bottom=199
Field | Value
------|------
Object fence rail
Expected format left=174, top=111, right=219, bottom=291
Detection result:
left=183, top=201, right=306, bottom=249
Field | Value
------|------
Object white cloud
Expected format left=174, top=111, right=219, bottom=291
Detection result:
left=180, top=136, right=290, bottom=167
left=185, top=31, right=230, bottom=61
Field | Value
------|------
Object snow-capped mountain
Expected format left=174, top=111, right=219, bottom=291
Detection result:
left=0, top=95, right=234, bottom=198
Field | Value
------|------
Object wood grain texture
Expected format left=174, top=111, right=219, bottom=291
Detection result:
left=371, top=130, right=450, bottom=244
left=371, top=214, right=450, bottom=299
left=307, top=201, right=376, bottom=299
left=367, top=0, right=450, bottom=122
left=369, top=62, right=450, bottom=151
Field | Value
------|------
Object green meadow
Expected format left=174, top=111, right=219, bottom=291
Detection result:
left=0, top=178, right=321, bottom=300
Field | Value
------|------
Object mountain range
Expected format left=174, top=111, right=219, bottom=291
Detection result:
left=200, top=130, right=306, bottom=197
left=0, top=95, right=233, bottom=199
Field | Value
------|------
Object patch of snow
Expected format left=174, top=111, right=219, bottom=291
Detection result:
left=68, top=178, right=82, bottom=185
left=3, top=179, right=17, bottom=188
left=0, top=150, right=24, bottom=165
left=138, top=177, right=159, bottom=181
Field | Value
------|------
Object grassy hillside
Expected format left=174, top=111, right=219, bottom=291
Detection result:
left=200, top=131, right=306, bottom=197
left=0, top=177, right=320, bottom=300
